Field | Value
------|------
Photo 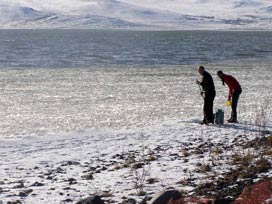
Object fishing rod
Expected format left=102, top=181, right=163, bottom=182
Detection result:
left=196, top=79, right=204, bottom=99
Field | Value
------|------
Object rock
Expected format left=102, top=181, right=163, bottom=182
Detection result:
left=139, top=196, right=150, bottom=204
left=31, top=181, right=44, bottom=187
left=168, top=197, right=217, bottom=204
left=76, top=195, right=105, bottom=204
left=46, top=176, right=54, bottom=180
left=44, top=170, right=53, bottom=176
left=7, top=200, right=22, bottom=204
left=18, top=189, right=33, bottom=197
left=121, top=198, right=137, bottom=204
left=132, top=162, right=144, bottom=169
left=214, top=199, right=233, bottom=204
left=56, top=167, right=65, bottom=173
left=233, top=179, right=272, bottom=204
left=67, top=178, right=77, bottom=185
left=63, top=198, right=73, bottom=202
left=146, top=178, right=159, bottom=184
left=81, top=173, right=94, bottom=180
left=13, top=182, right=24, bottom=189
left=61, top=161, right=81, bottom=166
left=150, top=190, right=182, bottom=204
left=167, top=196, right=233, bottom=204
left=87, top=167, right=97, bottom=172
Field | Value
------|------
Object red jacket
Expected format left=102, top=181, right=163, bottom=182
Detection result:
left=222, top=74, right=241, bottom=97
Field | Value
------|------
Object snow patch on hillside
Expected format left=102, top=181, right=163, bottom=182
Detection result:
left=0, top=0, right=271, bottom=30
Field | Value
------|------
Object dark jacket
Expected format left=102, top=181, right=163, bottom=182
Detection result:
left=200, top=71, right=215, bottom=93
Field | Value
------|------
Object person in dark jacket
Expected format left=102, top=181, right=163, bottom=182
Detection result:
left=196, top=66, right=216, bottom=124
left=217, top=70, right=242, bottom=123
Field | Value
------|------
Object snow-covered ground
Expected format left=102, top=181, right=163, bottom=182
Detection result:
left=0, top=61, right=272, bottom=203
left=1, top=119, right=271, bottom=203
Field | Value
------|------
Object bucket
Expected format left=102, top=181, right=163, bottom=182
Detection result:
left=215, top=109, right=224, bottom=125
left=226, top=100, right=232, bottom=107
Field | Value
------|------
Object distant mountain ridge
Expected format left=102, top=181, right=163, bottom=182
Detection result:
left=0, top=0, right=271, bottom=29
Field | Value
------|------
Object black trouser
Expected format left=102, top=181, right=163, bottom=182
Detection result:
left=231, top=88, right=242, bottom=121
left=204, top=90, right=216, bottom=123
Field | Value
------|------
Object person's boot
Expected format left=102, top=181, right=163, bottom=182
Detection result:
left=201, top=119, right=208, bottom=125
left=227, top=118, right=233, bottom=123
left=228, top=111, right=238, bottom=123
left=209, top=118, right=214, bottom=124
left=228, top=118, right=238, bottom=123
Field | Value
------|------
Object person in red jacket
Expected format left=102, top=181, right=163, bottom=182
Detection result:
left=217, top=70, right=242, bottom=123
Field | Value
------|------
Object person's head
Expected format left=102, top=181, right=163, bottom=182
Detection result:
left=198, top=66, right=205, bottom=75
left=217, top=70, right=224, bottom=79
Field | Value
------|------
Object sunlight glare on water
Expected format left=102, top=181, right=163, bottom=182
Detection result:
left=0, top=30, right=272, bottom=138
left=0, top=61, right=271, bottom=138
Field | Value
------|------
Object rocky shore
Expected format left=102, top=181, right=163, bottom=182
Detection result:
left=1, top=127, right=271, bottom=204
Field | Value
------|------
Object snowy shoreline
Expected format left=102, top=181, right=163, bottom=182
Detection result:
left=1, top=118, right=272, bottom=203
left=0, top=60, right=272, bottom=203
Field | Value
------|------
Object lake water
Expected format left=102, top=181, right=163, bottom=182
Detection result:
left=0, top=30, right=271, bottom=138
left=0, top=30, right=272, bottom=68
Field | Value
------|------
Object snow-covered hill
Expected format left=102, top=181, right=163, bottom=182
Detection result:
left=0, top=0, right=271, bottom=30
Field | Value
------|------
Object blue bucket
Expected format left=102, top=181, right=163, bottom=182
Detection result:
left=215, top=109, right=224, bottom=125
